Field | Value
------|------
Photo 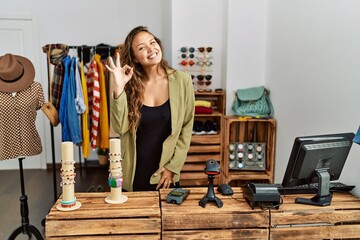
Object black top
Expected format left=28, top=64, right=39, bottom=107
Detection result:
left=134, top=99, right=172, bottom=191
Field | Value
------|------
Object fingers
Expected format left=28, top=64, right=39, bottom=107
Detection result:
left=156, top=177, right=173, bottom=190
left=116, top=52, right=120, bottom=67
left=123, top=65, right=133, bottom=76
left=153, top=167, right=165, bottom=177
left=155, top=167, right=175, bottom=190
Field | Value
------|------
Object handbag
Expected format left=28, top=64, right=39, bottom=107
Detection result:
left=42, top=47, right=59, bottom=126
left=231, top=86, right=274, bottom=118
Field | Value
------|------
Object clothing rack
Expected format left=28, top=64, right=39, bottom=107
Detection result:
left=67, top=45, right=122, bottom=63
left=43, top=44, right=120, bottom=201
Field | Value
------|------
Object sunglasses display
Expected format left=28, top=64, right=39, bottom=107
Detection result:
left=178, top=45, right=214, bottom=93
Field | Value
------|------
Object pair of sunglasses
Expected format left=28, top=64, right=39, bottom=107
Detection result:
left=196, top=61, right=213, bottom=67
left=197, top=75, right=212, bottom=81
left=198, top=47, right=213, bottom=53
left=180, top=60, right=195, bottom=66
left=197, top=80, right=212, bottom=86
left=180, top=53, right=195, bottom=59
left=180, top=47, right=195, bottom=53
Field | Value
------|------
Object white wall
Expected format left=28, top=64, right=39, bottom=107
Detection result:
left=171, top=0, right=224, bottom=90
left=266, top=0, right=360, bottom=196
left=225, top=0, right=268, bottom=114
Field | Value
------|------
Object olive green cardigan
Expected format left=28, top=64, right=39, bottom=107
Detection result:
left=111, top=69, right=195, bottom=191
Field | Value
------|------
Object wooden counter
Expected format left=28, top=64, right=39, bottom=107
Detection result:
left=45, top=188, right=360, bottom=239
left=270, top=192, right=360, bottom=239
left=160, top=187, right=269, bottom=240
left=45, top=192, right=161, bottom=239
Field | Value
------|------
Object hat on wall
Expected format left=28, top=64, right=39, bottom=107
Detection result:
left=0, top=53, right=35, bottom=93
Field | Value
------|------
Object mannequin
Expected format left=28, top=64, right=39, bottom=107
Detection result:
left=0, top=53, right=45, bottom=240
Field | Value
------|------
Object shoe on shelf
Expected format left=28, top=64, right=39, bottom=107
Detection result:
left=193, top=120, right=206, bottom=135
left=205, top=120, right=218, bottom=135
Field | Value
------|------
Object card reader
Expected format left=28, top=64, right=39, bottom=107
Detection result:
left=243, top=183, right=281, bottom=209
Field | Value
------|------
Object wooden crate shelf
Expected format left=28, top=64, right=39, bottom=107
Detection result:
left=181, top=91, right=225, bottom=187
left=222, top=116, right=276, bottom=185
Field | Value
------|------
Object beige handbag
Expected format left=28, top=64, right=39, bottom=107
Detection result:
left=42, top=48, right=59, bottom=126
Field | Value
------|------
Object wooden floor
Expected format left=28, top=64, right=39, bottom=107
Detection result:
left=0, top=164, right=108, bottom=239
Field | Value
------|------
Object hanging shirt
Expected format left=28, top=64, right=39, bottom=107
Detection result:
left=75, top=58, right=86, bottom=114
left=80, top=60, right=90, bottom=158
left=59, top=56, right=71, bottom=141
left=94, top=54, right=109, bottom=150
left=87, top=58, right=100, bottom=149
left=59, top=56, right=82, bottom=143
left=0, top=82, right=45, bottom=160
left=67, top=57, right=82, bottom=143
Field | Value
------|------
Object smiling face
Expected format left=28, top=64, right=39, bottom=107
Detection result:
left=131, top=31, right=163, bottom=68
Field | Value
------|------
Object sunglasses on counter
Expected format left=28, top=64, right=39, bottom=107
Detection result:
left=198, top=47, right=213, bottom=53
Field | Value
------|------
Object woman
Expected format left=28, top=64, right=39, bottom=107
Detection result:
left=106, top=26, right=195, bottom=191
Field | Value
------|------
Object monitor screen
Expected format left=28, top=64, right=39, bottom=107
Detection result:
left=282, top=132, right=354, bottom=206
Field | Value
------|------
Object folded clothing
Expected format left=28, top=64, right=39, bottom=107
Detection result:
left=195, top=106, right=213, bottom=114
left=195, top=100, right=212, bottom=108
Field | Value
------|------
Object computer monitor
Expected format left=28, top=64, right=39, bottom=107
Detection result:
left=282, top=132, right=355, bottom=206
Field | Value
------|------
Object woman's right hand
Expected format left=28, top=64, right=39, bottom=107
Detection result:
left=106, top=52, right=134, bottom=99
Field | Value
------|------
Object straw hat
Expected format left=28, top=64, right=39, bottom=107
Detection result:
left=0, top=53, right=35, bottom=92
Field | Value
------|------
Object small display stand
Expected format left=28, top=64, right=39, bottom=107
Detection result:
left=56, top=142, right=81, bottom=211
left=105, top=138, right=128, bottom=204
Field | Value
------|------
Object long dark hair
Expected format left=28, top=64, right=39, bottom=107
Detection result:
left=120, top=26, right=174, bottom=133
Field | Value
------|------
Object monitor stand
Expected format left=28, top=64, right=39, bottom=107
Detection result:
left=295, top=169, right=332, bottom=206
